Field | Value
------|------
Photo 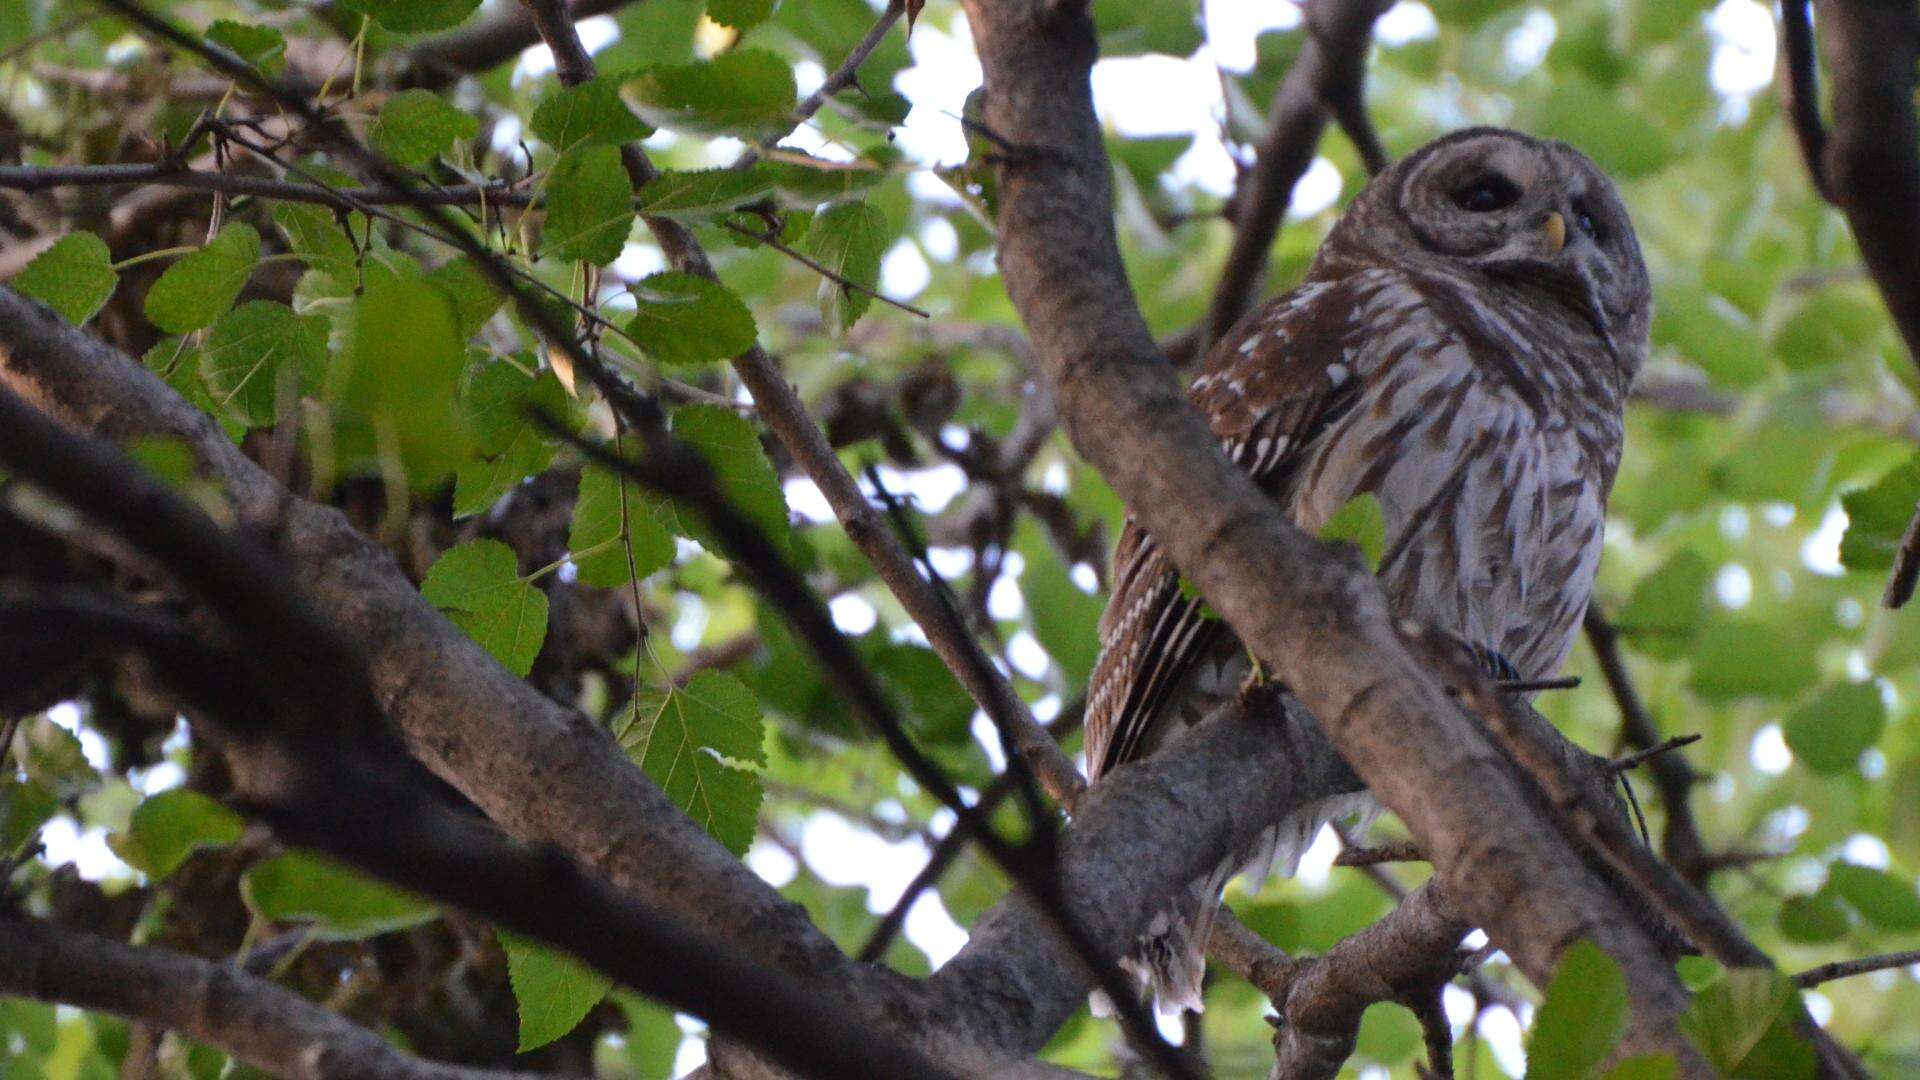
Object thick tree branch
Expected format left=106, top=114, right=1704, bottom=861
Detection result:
left=962, top=0, right=1706, bottom=1065
left=0, top=917, right=568, bottom=1080
left=1799, top=1, right=1920, bottom=608
left=1204, top=0, right=1392, bottom=349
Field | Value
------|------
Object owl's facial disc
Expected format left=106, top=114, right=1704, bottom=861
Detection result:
left=1396, top=132, right=1637, bottom=359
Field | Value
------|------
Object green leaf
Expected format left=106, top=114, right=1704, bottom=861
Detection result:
left=531, top=75, right=652, bottom=150
left=624, top=271, right=757, bottom=365
left=241, top=851, right=437, bottom=938
left=706, top=0, right=774, bottom=29
left=499, top=930, right=613, bottom=1052
left=1318, top=492, right=1386, bottom=571
left=1091, top=0, right=1204, bottom=57
left=1826, top=863, right=1920, bottom=931
left=1783, top=682, right=1885, bottom=774
left=1776, top=890, right=1851, bottom=944
left=1689, top=617, right=1819, bottom=703
left=371, top=88, right=479, bottom=168
left=145, top=222, right=261, bottom=334
left=451, top=361, right=564, bottom=517
left=337, top=0, right=481, bottom=34
left=1678, top=969, right=1814, bottom=1078
left=426, top=258, right=505, bottom=337
left=0, top=778, right=57, bottom=858
left=1769, top=287, right=1887, bottom=371
left=112, top=789, right=243, bottom=879
left=1015, top=519, right=1105, bottom=688
left=274, top=203, right=359, bottom=275
left=1526, top=77, right=1673, bottom=179
left=803, top=200, right=887, bottom=332
left=422, top=540, right=550, bottom=676
left=543, top=146, right=635, bottom=267
left=1840, top=453, right=1920, bottom=572
left=668, top=403, right=793, bottom=553
left=612, top=994, right=681, bottom=1079
left=205, top=20, right=285, bottom=73
left=1524, top=940, right=1628, bottom=1080
left=1615, top=550, right=1711, bottom=659
left=199, top=301, right=328, bottom=426
left=614, top=671, right=764, bottom=855
left=633, top=166, right=777, bottom=220
left=1601, top=1056, right=1679, bottom=1080
left=13, top=231, right=117, bottom=325
left=334, top=276, right=474, bottom=485
left=569, top=466, right=676, bottom=588
left=623, top=49, right=797, bottom=141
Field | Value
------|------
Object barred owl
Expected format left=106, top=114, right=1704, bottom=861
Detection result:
left=1084, top=128, right=1652, bottom=1015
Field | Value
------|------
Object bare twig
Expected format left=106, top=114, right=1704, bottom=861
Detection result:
left=1498, top=675, right=1580, bottom=692
left=1584, top=606, right=1710, bottom=882
left=764, top=0, right=907, bottom=155
left=1610, top=734, right=1702, bottom=774
left=1335, top=839, right=1424, bottom=867
left=1795, top=949, right=1920, bottom=988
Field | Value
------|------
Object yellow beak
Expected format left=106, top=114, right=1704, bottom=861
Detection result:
left=1543, top=212, right=1567, bottom=256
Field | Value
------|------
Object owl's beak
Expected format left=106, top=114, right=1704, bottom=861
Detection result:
left=1542, top=212, right=1567, bottom=256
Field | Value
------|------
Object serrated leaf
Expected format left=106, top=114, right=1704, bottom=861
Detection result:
left=274, top=203, right=358, bottom=275
left=205, top=20, right=285, bottom=73
left=624, top=271, right=757, bottom=365
left=669, top=403, right=792, bottom=552
left=1826, top=863, right=1920, bottom=931
left=145, top=222, right=260, bottom=334
left=531, top=75, right=652, bottom=150
left=113, top=789, right=243, bottom=879
left=633, top=166, right=777, bottom=219
left=569, top=467, right=676, bottom=588
left=1784, top=682, right=1884, bottom=774
left=1678, top=969, right=1813, bottom=1077
left=452, top=430, right=556, bottom=517
left=421, top=539, right=549, bottom=676
left=1318, top=492, right=1385, bottom=571
left=1524, top=940, right=1628, bottom=1080
left=706, top=0, right=774, bottom=29
left=336, top=0, right=481, bottom=34
left=803, top=200, right=887, bottom=332
left=1840, top=453, right=1920, bottom=572
left=12, top=232, right=117, bottom=325
left=372, top=88, right=479, bottom=168
left=199, top=301, right=328, bottom=426
left=499, top=930, right=613, bottom=1052
left=241, top=851, right=436, bottom=939
left=543, top=146, right=635, bottom=267
left=623, top=49, right=797, bottom=140
left=614, top=671, right=764, bottom=855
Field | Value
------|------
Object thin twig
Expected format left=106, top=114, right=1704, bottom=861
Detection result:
left=0, top=163, right=527, bottom=208
left=1498, top=675, right=1580, bottom=692
left=721, top=218, right=931, bottom=319
left=1335, top=839, right=1424, bottom=867
left=1795, top=950, right=1920, bottom=988
left=1609, top=734, right=1701, bottom=775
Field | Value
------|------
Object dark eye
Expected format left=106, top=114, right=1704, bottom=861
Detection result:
left=1573, top=200, right=1607, bottom=241
left=1452, top=175, right=1522, bottom=213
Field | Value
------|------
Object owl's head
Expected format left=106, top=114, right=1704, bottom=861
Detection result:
left=1318, top=127, right=1651, bottom=372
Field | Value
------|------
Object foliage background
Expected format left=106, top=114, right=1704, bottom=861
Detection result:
left=3, top=0, right=1920, bottom=1075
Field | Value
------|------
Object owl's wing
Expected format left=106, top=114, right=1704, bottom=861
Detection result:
left=1083, top=276, right=1371, bottom=780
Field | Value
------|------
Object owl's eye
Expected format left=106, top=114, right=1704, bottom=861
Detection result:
left=1452, top=175, right=1522, bottom=213
left=1573, top=200, right=1607, bottom=242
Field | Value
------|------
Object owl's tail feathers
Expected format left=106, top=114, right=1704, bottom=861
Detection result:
left=1091, top=791, right=1381, bottom=1019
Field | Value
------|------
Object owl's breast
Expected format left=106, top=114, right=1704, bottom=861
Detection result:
left=1290, top=341, right=1612, bottom=679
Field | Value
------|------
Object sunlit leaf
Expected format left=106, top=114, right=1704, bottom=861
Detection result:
left=614, top=671, right=765, bottom=855
left=499, top=930, right=613, bottom=1052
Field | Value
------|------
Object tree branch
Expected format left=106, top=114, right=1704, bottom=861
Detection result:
left=0, top=162, right=527, bottom=208
left=961, top=0, right=1706, bottom=1065
left=0, top=917, right=569, bottom=1080
left=1795, top=949, right=1920, bottom=988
